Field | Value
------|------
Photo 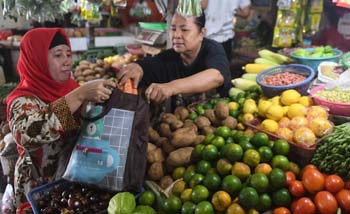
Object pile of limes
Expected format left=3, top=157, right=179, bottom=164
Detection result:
left=162, top=129, right=297, bottom=214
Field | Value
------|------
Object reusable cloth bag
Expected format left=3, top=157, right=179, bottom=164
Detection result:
left=63, top=88, right=149, bottom=192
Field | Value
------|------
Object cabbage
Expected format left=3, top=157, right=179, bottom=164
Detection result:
left=108, top=192, right=136, bottom=214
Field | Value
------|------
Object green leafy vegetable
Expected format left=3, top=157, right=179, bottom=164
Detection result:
left=108, top=192, right=136, bottom=214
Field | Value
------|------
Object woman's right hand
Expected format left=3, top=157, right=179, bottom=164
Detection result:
left=79, top=79, right=116, bottom=103
left=113, top=63, right=143, bottom=88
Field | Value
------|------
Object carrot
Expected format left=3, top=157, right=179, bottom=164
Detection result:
left=123, top=79, right=138, bottom=95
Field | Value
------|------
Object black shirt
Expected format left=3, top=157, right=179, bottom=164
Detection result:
left=136, top=38, right=231, bottom=97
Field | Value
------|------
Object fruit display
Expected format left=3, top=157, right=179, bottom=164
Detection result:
left=313, top=87, right=350, bottom=103
left=292, top=45, right=337, bottom=58
left=261, top=71, right=306, bottom=86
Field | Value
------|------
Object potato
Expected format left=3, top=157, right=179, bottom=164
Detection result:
left=202, top=126, right=216, bottom=135
left=162, top=138, right=176, bottom=154
left=147, top=143, right=157, bottom=153
left=166, top=147, right=194, bottom=167
left=194, top=116, right=211, bottom=129
left=161, top=113, right=178, bottom=124
left=158, top=123, right=172, bottom=138
left=174, top=106, right=189, bottom=121
left=154, top=136, right=166, bottom=147
left=148, top=162, right=164, bottom=181
left=171, top=127, right=197, bottom=147
left=96, top=59, right=104, bottom=66
left=194, top=135, right=205, bottom=145
left=89, top=63, right=98, bottom=70
left=215, top=101, right=229, bottom=120
left=204, top=109, right=220, bottom=125
left=85, top=75, right=96, bottom=82
left=147, top=148, right=165, bottom=163
left=148, top=127, right=160, bottom=143
left=221, top=116, right=238, bottom=129
left=79, top=60, right=90, bottom=65
left=183, top=120, right=198, bottom=132
left=82, top=69, right=95, bottom=76
left=159, top=175, right=174, bottom=190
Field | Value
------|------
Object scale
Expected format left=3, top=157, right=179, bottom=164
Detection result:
left=135, top=22, right=167, bottom=46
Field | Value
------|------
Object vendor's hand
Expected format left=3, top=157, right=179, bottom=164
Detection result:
left=113, top=63, right=143, bottom=88
left=80, top=79, right=116, bottom=103
left=145, top=83, right=175, bottom=104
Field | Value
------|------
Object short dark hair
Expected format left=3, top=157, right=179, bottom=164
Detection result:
left=195, top=12, right=206, bottom=30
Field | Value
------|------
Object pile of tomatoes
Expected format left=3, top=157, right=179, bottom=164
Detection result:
left=285, top=164, right=350, bottom=214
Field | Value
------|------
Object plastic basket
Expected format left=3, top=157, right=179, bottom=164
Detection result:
left=27, top=179, right=109, bottom=214
left=341, top=51, right=350, bottom=69
left=256, top=64, right=315, bottom=98
left=245, top=119, right=318, bottom=166
left=291, top=48, right=343, bottom=72
left=310, top=85, right=350, bottom=116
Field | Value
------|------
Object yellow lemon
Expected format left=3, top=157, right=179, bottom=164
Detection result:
left=261, top=119, right=279, bottom=133
left=258, top=100, right=272, bottom=117
left=228, top=102, right=239, bottom=110
left=307, top=106, right=329, bottom=120
left=265, top=104, right=284, bottom=121
left=308, top=118, right=333, bottom=137
left=280, top=89, right=301, bottom=106
left=270, top=96, right=281, bottom=105
left=293, top=127, right=317, bottom=145
left=282, top=106, right=289, bottom=116
left=243, top=113, right=255, bottom=122
left=299, top=96, right=313, bottom=107
left=243, top=100, right=258, bottom=114
left=276, top=127, right=293, bottom=142
left=287, top=103, right=306, bottom=118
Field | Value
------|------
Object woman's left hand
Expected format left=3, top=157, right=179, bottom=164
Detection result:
left=145, top=83, right=174, bottom=103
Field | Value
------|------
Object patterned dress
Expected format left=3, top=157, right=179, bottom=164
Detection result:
left=8, top=96, right=80, bottom=206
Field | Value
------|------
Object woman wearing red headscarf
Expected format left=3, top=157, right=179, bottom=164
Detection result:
left=6, top=28, right=115, bottom=206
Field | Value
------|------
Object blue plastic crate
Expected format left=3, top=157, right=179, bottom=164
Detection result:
left=26, top=179, right=108, bottom=214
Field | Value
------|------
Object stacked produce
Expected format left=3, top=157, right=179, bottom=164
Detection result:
left=292, top=45, right=337, bottom=58
left=243, top=89, right=333, bottom=147
left=243, top=49, right=292, bottom=74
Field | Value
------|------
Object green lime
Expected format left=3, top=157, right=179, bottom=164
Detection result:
left=216, top=126, right=231, bottom=139
left=196, top=160, right=211, bottom=175
left=258, top=146, right=273, bottom=163
left=163, top=195, right=182, bottom=213
left=189, top=173, right=205, bottom=188
left=226, top=136, right=234, bottom=144
left=269, top=168, right=286, bottom=190
left=202, top=172, right=221, bottom=191
left=271, top=155, right=290, bottom=171
left=256, top=193, right=272, bottom=212
left=237, top=92, right=246, bottom=100
left=172, top=167, right=186, bottom=180
left=239, top=140, right=255, bottom=151
left=251, top=132, right=269, bottom=148
left=138, top=190, right=156, bottom=206
left=272, top=139, right=290, bottom=156
left=216, top=158, right=232, bottom=176
left=191, top=185, right=209, bottom=203
left=223, top=143, right=243, bottom=163
left=195, top=201, right=214, bottom=214
left=203, top=103, right=213, bottom=109
left=222, top=175, right=242, bottom=197
left=201, top=144, right=219, bottom=161
left=180, top=188, right=192, bottom=202
left=272, top=188, right=291, bottom=207
left=229, top=109, right=240, bottom=118
left=188, top=112, right=198, bottom=120
left=203, top=133, right=215, bottom=145
left=248, top=173, right=269, bottom=193
left=196, top=105, right=205, bottom=115
left=229, top=130, right=238, bottom=138
left=238, top=187, right=259, bottom=209
left=243, top=149, right=261, bottom=168
left=192, top=144, right=205, bottom=159
left=183, top=167, right=196, bottom=183
left=211, top=136, right=226, bottom=149
left=237, top=97, right=246, bottom=106
left=233, top=131, right=244, bottom=143
left=181, top=201, right=196, bottom=214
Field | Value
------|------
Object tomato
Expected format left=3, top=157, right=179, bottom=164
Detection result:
left=285, top=171, right=296, bottom=187
left=345, top=181, right=350, bottom=190
left=300, top=164, right=317, bottom=178
left=292, top=197, right=316, bottom=214
left=289, top=180, right=305, bottom=197
left=314, top=191, right=338, bottom=214
left=325, top=174, right=344, bottom=194
left=336, top=189, right=350, bottom=212
left=273, top=207, right=291, bottom=214
left=302, top=168, right=325, bottom=194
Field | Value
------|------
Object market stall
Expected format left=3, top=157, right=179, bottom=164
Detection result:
left=1, top=0, right=350, bottom=214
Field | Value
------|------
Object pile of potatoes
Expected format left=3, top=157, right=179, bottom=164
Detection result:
left=146, top=101, right=237, bottom=189
left=73, top=59, right=116, bottom=85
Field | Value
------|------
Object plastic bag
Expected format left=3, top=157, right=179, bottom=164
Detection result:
left=1, top=184, right=14, bottom=214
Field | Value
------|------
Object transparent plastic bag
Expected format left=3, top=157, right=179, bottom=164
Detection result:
left=1, top=184, right=14, bottom=214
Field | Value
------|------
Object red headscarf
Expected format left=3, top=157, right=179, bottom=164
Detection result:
left=6, top=28, right=79, bottom=119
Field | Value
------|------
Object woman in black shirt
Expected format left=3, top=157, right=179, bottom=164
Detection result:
left=115, top=12, right=231, bottom=104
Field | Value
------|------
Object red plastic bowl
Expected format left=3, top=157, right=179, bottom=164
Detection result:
left=310, top=85, right=350, bottom=116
